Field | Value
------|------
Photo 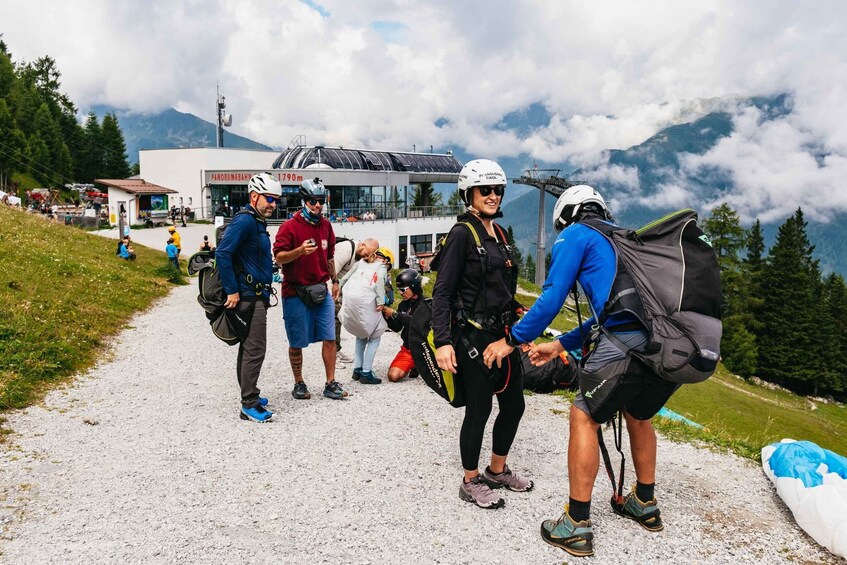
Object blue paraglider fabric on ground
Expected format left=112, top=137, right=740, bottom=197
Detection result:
left=762, top=439, right=847, bottom=559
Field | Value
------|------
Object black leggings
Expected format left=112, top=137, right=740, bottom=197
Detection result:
left=457, top=345, right=525, bottom=471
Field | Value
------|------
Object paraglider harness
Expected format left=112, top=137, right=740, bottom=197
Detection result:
left=191, top=209, right=278, bottom=346
left=432, top=219, right=520, bottom=395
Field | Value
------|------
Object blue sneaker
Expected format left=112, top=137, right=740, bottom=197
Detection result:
left=540, top=507, right=594, bottom=557
left=258, top=397, right=269, bottom=407
left=240, top=405, right=273, bottom=423
left=352, top=368, right=363, bottom=381
left=359, top=370, right=382, bottom=385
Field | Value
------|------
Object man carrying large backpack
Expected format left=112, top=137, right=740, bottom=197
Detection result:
left=484, top=185, right=709, bottom=557
left=216, top=172, right=281, bottom=423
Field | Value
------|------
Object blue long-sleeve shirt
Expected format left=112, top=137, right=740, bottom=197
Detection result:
left=215, top=206, right=273, bottom=297
left=510, top=221, right=636, bottom=351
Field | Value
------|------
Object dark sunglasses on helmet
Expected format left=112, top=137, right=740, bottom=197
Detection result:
left=262, top=194, right=278, bottom=204
left=478, top=185, right=505, bottom=197
left=307, top=198, right=325, bottom=206
left=397, top=286, right=410, bottom=293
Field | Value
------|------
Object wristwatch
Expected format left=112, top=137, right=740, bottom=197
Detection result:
left=505, top=331, right=522, bottom=348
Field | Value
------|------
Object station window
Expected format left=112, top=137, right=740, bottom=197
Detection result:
left=410, top=234, right=432, bottom=254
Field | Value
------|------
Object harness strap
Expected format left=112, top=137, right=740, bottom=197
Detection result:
left=598, top=412, right=626, bottom=506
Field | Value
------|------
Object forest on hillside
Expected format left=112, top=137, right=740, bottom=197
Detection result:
left=704, top=204, right=847, bottom=400
left=0, top=37, right=131, bottom=196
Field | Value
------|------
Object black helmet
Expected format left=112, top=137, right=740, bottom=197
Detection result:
left=299, top=178, right=326, bottom=201
left=396, top=269, right=422, bottom=294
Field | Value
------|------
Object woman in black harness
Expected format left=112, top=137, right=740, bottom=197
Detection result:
left=432, top=159, right=533, bottom=509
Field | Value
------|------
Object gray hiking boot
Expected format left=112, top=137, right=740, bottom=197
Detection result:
left=459, top=475, right=505, bottom=509
left=540, top=507, right=594, bottom=557
left=482, top=464, right=534, bottom=492
left=611, top=487, right=664, bottom=531
left=323, top=380, right=348, bottom=399
left=292, top=381, right=311, bottom=400
left=337, top=350, right=354, bottom=364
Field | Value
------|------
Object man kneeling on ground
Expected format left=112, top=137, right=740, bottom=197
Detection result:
left=381, top=269, right=425, bottom=382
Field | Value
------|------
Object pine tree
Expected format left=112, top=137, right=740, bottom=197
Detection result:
left=756, top=209, right=819, bottom=393
left=524, top=253, right=536, bottom=282
left=413, top=182, right=437, bottom=208
left=26, top=132, right=51, bottom=185
left=0, top=49, right=14, bottom=99
left=79, top=112, right=103, bottom=182
left=447, top=188, right=462, bottom=207
left=100, top=113, right=130, bottom=179
left=819, top=273, right=847, bottom=396
left=33, top=102, right=71, bottom=185
left=505, top=225, right=523, bottom=270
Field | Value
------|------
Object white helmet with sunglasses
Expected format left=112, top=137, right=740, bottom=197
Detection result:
left=247, top=172, right=283, bottom=197
left=457, top=159, right=507, bottom=206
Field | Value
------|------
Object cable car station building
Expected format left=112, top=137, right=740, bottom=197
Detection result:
left=139, top=145, right=464, bottom=267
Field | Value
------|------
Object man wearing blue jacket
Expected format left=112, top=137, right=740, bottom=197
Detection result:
left=215, top=172, right=282, bottom=423
left=484, top=185, right=676, bottom=557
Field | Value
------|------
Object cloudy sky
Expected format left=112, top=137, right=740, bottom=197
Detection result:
left=2, top=0, right=846, bottom=221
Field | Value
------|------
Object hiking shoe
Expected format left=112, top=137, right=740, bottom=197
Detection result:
left=611, top=488, right=664, bottom=532
left=338, top=350, right=354, bottom=364
left=323, top=380, right=348, bottom=399
left=239, top=405, right=273, bottom=423
left=459, top=475, right=505, bottom=509
left=482, top=465, right=534, bottom=492
left=258, top=397, right=269, bottom=407
left=540, top=507, right=594, bottom=557
left=292, top=382, right=311, bottom=400
left=359, top=370, right=382, bottom=385
left=352, top=367, right=363, bottom=381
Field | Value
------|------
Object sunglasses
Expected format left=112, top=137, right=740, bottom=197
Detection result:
left=478, top=185, right=505, bottom=197
left=262, top=194, right=278, bottom=204
left=397, top=286, right=410, bottom=293
left=307, top=198, right=325, bottom=206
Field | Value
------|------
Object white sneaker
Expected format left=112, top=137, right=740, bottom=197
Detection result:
left=337, top=350, right=354, bottom=364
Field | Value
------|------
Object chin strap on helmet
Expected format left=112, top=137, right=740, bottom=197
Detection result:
left=467, top=205, right=504, bottom=220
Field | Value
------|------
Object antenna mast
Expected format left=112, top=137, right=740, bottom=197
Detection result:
left=216, top=85, right=232, bottom=148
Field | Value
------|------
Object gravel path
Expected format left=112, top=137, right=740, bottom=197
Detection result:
left=0, top=284, right=838, bottom=564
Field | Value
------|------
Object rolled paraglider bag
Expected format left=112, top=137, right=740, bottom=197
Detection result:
left=761, top=439, right=847, bottom=559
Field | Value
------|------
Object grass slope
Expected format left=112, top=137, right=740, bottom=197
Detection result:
left=0, top=206, right=182, bottom=417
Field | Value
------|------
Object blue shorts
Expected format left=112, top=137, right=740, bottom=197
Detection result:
left=283, top=294, right=336, bottom=349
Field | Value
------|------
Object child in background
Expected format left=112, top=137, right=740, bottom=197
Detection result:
left=166, top=237, right=179, bottom=269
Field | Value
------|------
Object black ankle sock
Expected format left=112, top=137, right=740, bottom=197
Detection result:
left=636, top=481, right=655, bottom=501
left=568, top=498, right=591, bottom=522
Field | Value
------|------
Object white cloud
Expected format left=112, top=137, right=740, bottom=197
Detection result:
left=2, top=0, right=847, bottom=220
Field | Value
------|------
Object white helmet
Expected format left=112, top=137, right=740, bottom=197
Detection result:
left=247, top=172, right=283, bottom=197
left=457, top=159, right=507, bottom=205
left=552, top=184, right=608, bottom=231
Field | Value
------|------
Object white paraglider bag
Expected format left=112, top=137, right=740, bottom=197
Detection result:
left=339, top=261, right=387, bottom=340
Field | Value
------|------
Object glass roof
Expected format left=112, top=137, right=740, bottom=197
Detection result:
left=272, top=146, right=462, bottom=174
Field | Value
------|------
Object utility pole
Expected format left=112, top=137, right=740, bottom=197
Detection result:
left=512, top=167, right=585, bottom=286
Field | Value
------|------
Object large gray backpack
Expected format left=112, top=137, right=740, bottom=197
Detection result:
left=581, top=209, right=722, bottom=384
